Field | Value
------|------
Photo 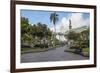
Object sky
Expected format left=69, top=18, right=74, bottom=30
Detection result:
left=21, top=10, right=90, bottom=41
left=21, top=10, right=71, bottom=27
left=21, top=10, right=89, bottom=32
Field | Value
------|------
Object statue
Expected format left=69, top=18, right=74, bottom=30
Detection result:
left=69, top=19, right=72, bottom=30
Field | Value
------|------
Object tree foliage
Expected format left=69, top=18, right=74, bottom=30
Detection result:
left=21, top=17, right=52, bottom=48
left=50, top=12, right=59, bottom=26
left=65, top=28, right=89, bottom=49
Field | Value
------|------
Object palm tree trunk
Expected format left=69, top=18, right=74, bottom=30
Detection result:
left=54, top=24, right=56, bottom=46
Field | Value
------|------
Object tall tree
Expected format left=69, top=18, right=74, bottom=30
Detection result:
left=50, top=12, right=59, bottom=46
left=21, top=17, right=30, bottom=44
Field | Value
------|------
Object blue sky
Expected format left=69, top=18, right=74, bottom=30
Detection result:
left=21, top=10, right=90, bottom=28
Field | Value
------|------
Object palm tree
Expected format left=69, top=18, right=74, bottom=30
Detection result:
left=50, top=12, right=59, bottom=46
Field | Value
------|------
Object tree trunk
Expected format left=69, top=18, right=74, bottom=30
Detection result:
left=54, top=24, right=56, bottom=47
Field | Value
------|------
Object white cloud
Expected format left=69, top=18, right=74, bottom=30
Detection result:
left=70, top=13, right=89, bottom=28
left=50, top=13, right=89, bottom=41
left=50, top=17, right=69, bottom=33
left=50, top=13, right=89, bottom=33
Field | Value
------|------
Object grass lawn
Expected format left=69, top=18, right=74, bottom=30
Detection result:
left=82, top=47, right=89, bottom=57
left=82, top=47, right=89, bottom=52
left=64, top=47, right=89, bottom=57
left=64, top=48, right=75, bottom=53
left=21, top=47, right=55, bottom=54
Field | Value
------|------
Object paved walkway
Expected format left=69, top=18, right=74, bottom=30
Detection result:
left=21, top=45, right=89, bottom=63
